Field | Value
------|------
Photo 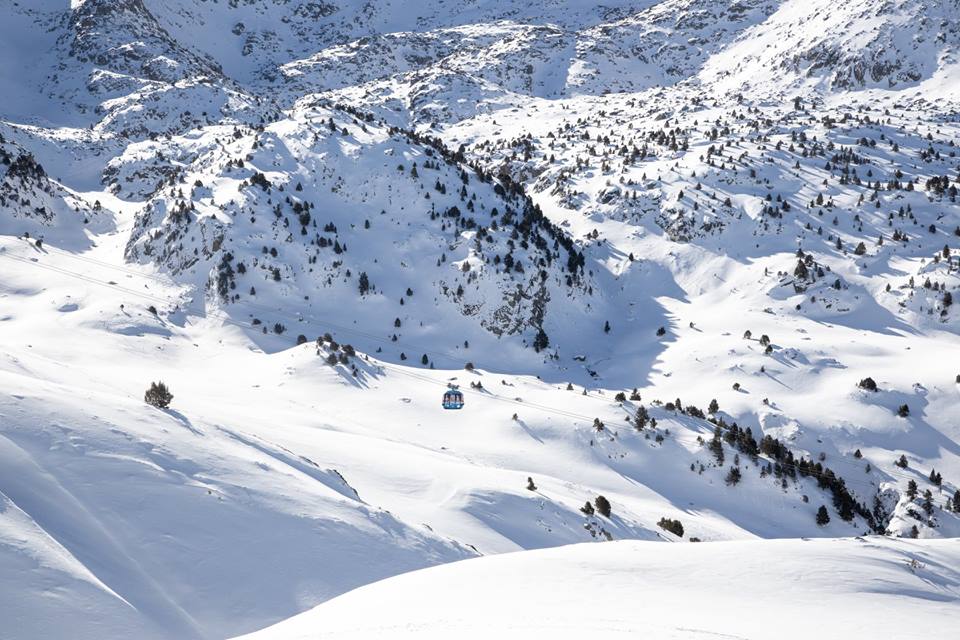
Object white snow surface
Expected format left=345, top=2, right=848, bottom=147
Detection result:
left=237, top=537, right=960, bottom=640
left=2, top=0, right=960, bottom=638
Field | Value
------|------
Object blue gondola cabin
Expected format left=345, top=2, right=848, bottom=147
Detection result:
left=442, top=388, right=464, bottom=410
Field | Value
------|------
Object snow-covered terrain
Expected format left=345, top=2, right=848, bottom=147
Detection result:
left=1, top=0, right=959, bottom=638
left=237, top=537, right=960, bottom=640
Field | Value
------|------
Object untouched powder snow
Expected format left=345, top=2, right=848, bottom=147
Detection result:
left=236, top=537, right=960, bottom=640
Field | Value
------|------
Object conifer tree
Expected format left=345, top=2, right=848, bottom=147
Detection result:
left=816, top=505, right=830, bottom=526
left=906, top=479, right=918, bottom=499
left=594, top=495, right=612, bottom=518
left=144, top=381, right=173, bottom=409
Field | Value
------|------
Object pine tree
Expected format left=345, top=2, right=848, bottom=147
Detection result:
left=816, top=505, right=830, bottom=526
left=533, top=328, right=549, bottom=352
left=358, top=271, right=370, bottom=294
left=725, top=467, right=742, bottom=486
left=657, top=518, right=684, bottom=537
left=580, top=501, right=595, bottom=515
left=144, top=381, right=173, bottom=409
left=906, top=479, right=918, bottom=499
left=594, top=495, right=612, bottom=518
left=526, top=477, right=537, bottom=491
left=709, top=426, right=725, bottom=465
left=922, top=490, right=934, bottom=514
left=634, top=405, right=650, bottom=430
left=708, top=398, right=719, bottom=414
left=929, top=469, right=942, bottom=486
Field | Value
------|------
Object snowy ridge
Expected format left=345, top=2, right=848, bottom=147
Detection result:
left=236, top=537, right=960, bottom=639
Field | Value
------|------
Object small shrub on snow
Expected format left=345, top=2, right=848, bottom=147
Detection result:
left=144, top=381, right=173, bottom=409
left=657, top=518, right=684, bottom=537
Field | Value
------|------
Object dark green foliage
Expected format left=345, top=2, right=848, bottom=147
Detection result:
left=144, top=381, right=173, bottom=409
left=725, top=467, right=742, bottom=486
left=580, top=501, right=595, bottom=515
left=756, top=429, right=877, bottom=529
left=657, top=518, right=684, bottom=537
left=929, top=469, right=942, bottom=486
left=594, top=495, right=611, bottom=518
left=858, top=377, right=878, bottom=392
left=922, top=490, right=934, bottom=514
left=634, top=405, right=650, bottom=430
left=816, top=505, right=830, bottom=526
left=709, top=426, right=725, bottom=465
left=533, top=328, right=549, bottom=352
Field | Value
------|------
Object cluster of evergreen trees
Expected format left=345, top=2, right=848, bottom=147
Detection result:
left=696, top=412, right=881, bottom=531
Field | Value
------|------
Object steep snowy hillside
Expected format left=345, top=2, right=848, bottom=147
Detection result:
left=0, top=133, right=106, bottom=245
left=113, top=103, right=593, bottom=362
left=1, top=0, right=960, bottom=638
left=702, top=0, right=960, bottom=98
left=237, top=537, right=960, bottom=639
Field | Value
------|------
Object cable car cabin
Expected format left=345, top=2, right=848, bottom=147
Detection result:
left=442, top=388, right=465, bottom=410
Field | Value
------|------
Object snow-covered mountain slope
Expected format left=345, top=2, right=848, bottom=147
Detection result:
left=0, top=133, right=107, bottom=246
left=3, top=229, right=959, bottom=638
left=112, top=105, right=593, bottom=361
left=2, top=0, right=960, bottom=638
left=702, top=0, right=960, bottom=98
left=237, top=537, right=960, bottom=640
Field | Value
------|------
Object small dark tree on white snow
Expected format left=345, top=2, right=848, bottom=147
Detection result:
left=816, top=505, right=830, bottom=526
left=145, top=382, right=173, bottom=409
left=594, top=495, right=612, bottom=517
